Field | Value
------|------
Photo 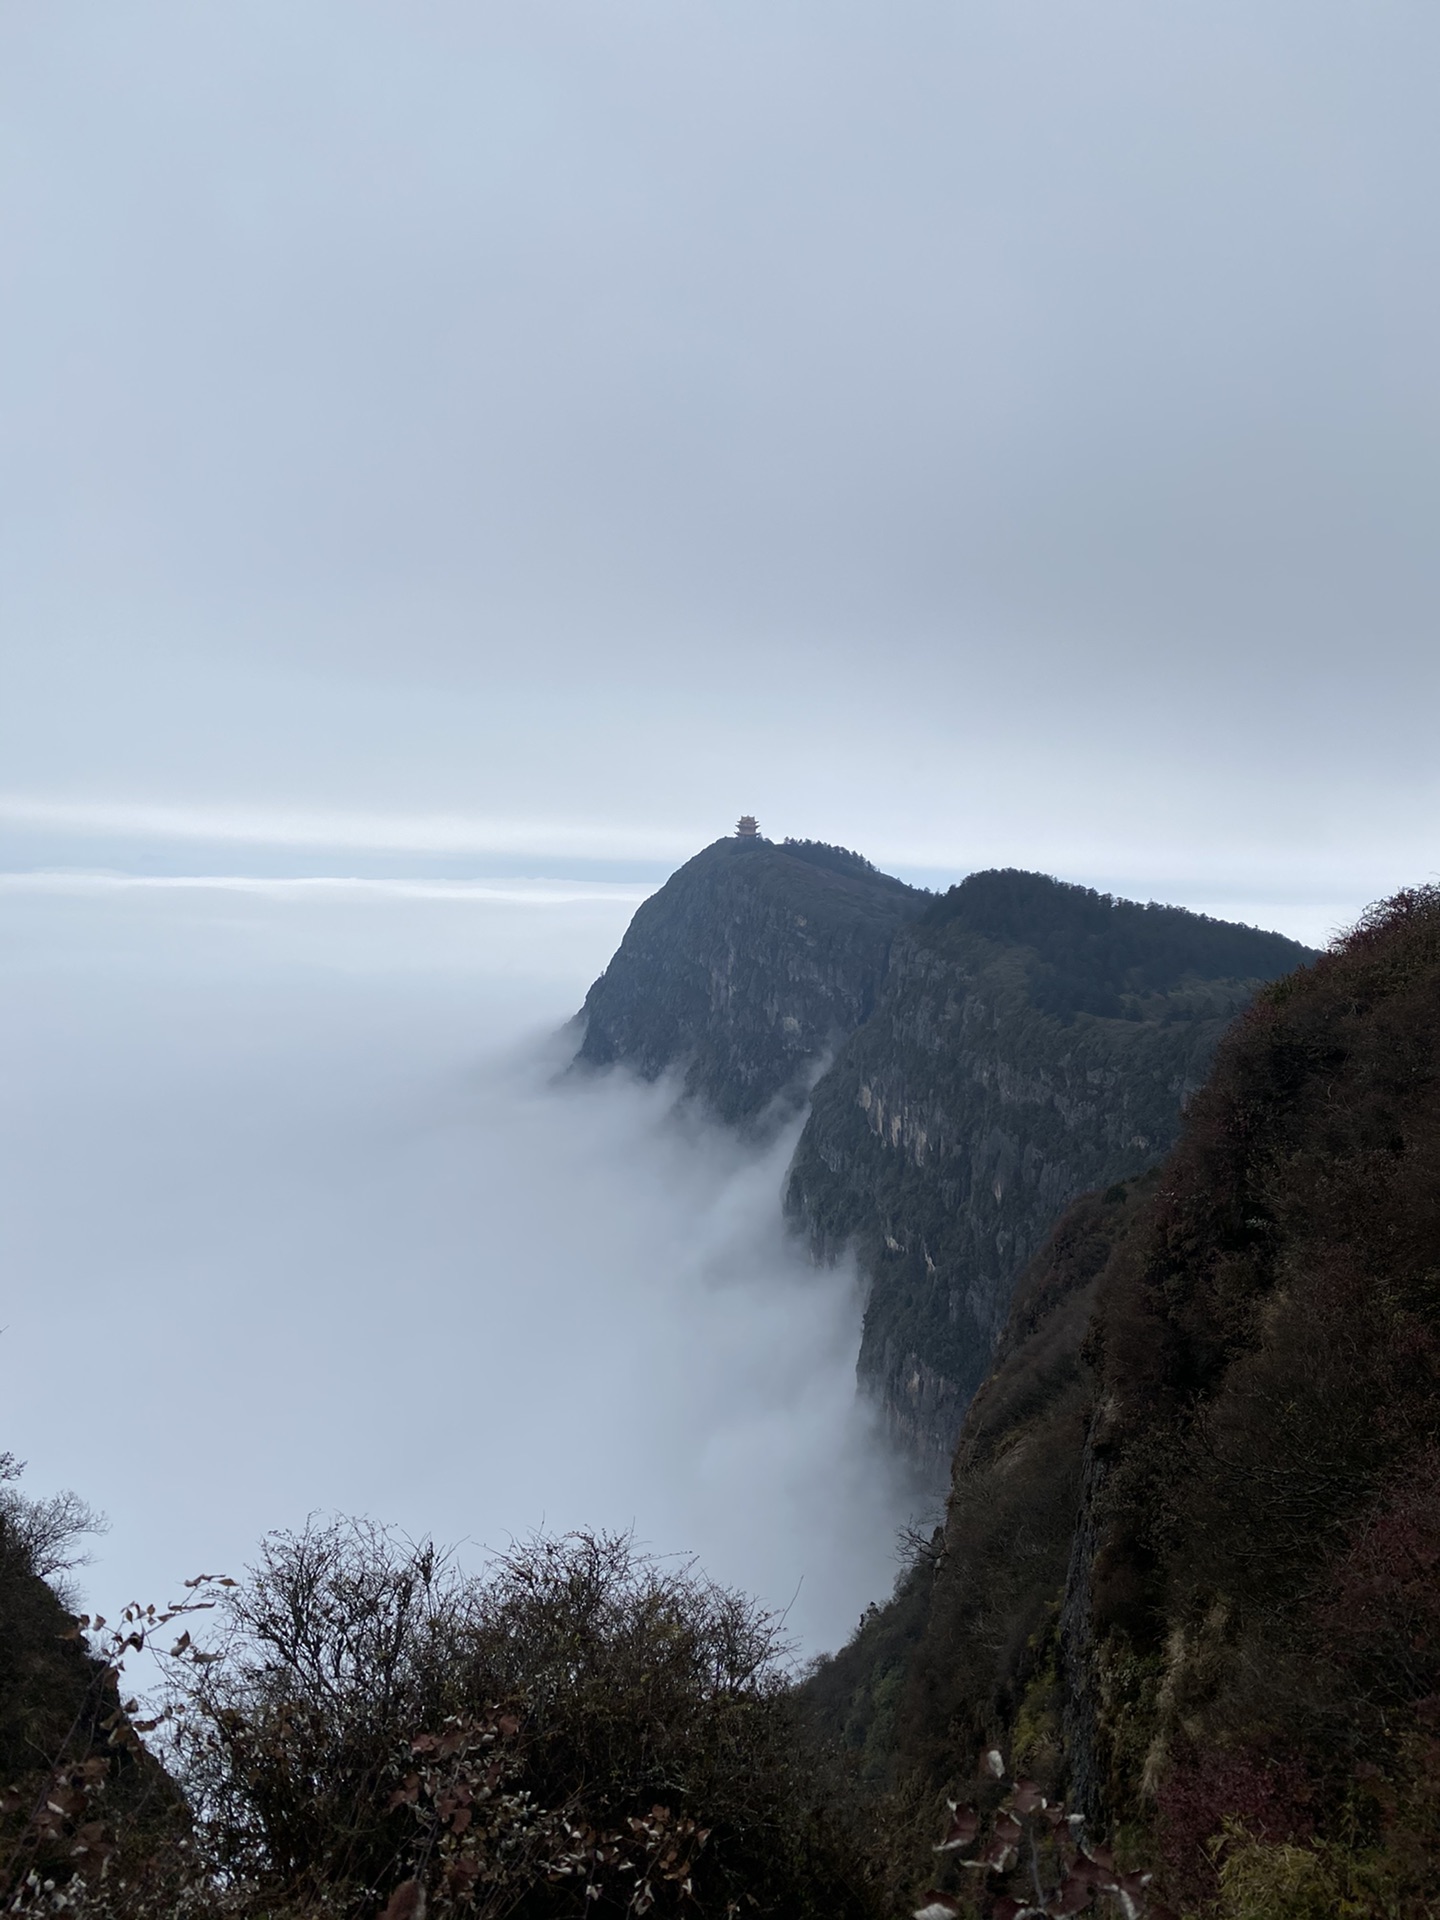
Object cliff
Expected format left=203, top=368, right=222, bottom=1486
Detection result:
left=810, top=884, right=1440, bottom=1917
left=574, top=844, right=1311, bottom=1476
left=801, top=1174, right=1154, bottom=1785
left=786, top=870, right=1311, bottom=1476
left=573, top=836, right=924, bottom=1126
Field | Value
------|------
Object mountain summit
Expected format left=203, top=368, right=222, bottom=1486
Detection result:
left=574, top=841, right=1314, bottom=1470
left=574, top=836, right=924, bottom=1127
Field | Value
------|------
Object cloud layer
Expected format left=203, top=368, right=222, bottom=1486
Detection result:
left=0, top=879, right=912, bottom=1655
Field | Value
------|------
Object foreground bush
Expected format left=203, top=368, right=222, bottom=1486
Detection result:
left=3, top=1520, right=892, bottom=1919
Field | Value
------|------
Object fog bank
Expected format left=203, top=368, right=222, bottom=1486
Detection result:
left=0, top=878, right=912, bottom=1654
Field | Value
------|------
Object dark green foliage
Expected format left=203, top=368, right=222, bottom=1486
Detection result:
left=804, top=1181, right=1151, bottom=1797
left=924, top=869, right=1309, bottom=1022
left=780, top=840, right=882, bottom=879
left=787, top=874, right=1309, bottom=1474
left=818, top=884, right=1440, bottom=1917
left=798, top=1550, right=935, bottom=1791
left=1072, top=884, right=1440, bottom=1906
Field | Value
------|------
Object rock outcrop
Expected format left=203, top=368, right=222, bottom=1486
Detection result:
left=573, top=836, right=923, bottom=1127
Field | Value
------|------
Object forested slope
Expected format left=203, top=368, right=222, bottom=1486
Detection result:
left=786, top=872, right=1309, bottom=1472
left=809, top=884, right=1440, bottom=1917
left=575, top=841, right=1311, bottom=1475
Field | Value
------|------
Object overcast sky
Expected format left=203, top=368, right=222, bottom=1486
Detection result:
left=2, top=1, right=1437, bottom=935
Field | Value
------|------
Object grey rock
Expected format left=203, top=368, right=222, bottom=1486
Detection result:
left=573, top=835, right=923, bottom=1128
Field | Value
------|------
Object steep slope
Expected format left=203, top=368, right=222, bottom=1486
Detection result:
left=802, top=1174, right=1154, bottom=1788
left=812, top=885, right=1440, bottom=1918
left=574, top=836, right=924, bottom=1126
left=1067, top=882, right=1440, bottom=1909
left=0, top=1521, right=106, bottom=1789
left=0, top=1480, right=173, bottom=1904
left=786, top=871, right=1312, bottom=1475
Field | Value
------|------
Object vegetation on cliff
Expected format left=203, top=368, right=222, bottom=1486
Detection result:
left=575, top=846, right=1312, bottom=1475
left=803, top=1177, right=1155, bottom=1790
left=786, top=871, right=1313, bottom=1475
left=809, top=884, right=1440, bottom=1917
left=921, top=871, right=1306, bottom=1025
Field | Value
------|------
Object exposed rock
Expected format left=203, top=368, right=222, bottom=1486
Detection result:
left=573, top=836, right=923, bottom=1127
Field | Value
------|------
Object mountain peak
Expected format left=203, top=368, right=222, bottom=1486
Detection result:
left=573, top=837, right=924, bottom=1126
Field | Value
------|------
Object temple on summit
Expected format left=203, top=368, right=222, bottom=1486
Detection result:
left=735, top=815, right=760, bottom=837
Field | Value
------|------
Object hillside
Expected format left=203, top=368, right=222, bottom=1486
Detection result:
left=786, top=871, right=1310, bottom=1473
left=574, top=840, right=1313, bottom=1473
left=0, top=1470, right=172, bottom=1906
left=809, top=883, right=1440, bottom=1916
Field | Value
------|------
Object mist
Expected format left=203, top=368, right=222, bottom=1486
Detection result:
left=0, top=875, right=913, bottom=1656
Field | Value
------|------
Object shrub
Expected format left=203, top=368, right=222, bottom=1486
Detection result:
left=156, top=1520, right=887, bottom=1920
left=1212, top=1828, right=1348, bottom=1920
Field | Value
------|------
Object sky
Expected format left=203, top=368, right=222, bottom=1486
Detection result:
left=2, top=3, right=1438, bottom=1658
left=1, top=0, right=1436, bottom=935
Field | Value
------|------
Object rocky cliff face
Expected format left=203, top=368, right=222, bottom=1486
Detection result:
left=800, top=1176, right=1150, bottom=1787
left=574, top=845, right=1312, bottom=1475
left=574, top=836, right=923, bottom=1127
left=785, top=873, right=1309, bottom=1476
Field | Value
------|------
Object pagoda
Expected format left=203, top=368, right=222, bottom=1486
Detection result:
left=734, top=815, right=760, bottom=838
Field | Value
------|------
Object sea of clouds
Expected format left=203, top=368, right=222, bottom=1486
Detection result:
left=0, top=873, right=914, bottom=1657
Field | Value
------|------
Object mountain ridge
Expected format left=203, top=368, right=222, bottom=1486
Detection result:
left=570, top=836, right=1314, bottom=1472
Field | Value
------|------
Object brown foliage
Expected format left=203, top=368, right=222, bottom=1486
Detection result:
left=1077, top=886, right=1440, bottom=1898
left=811, top=885, right=1440, bottom=1914
left=913, top=1745, right=1176, bottom=1920
left=886, top=1181, right=1154, bottom=1798
left=155, top=1521, right=890, bottom=1920
left=0, top=1521, right=896, bottom=1918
